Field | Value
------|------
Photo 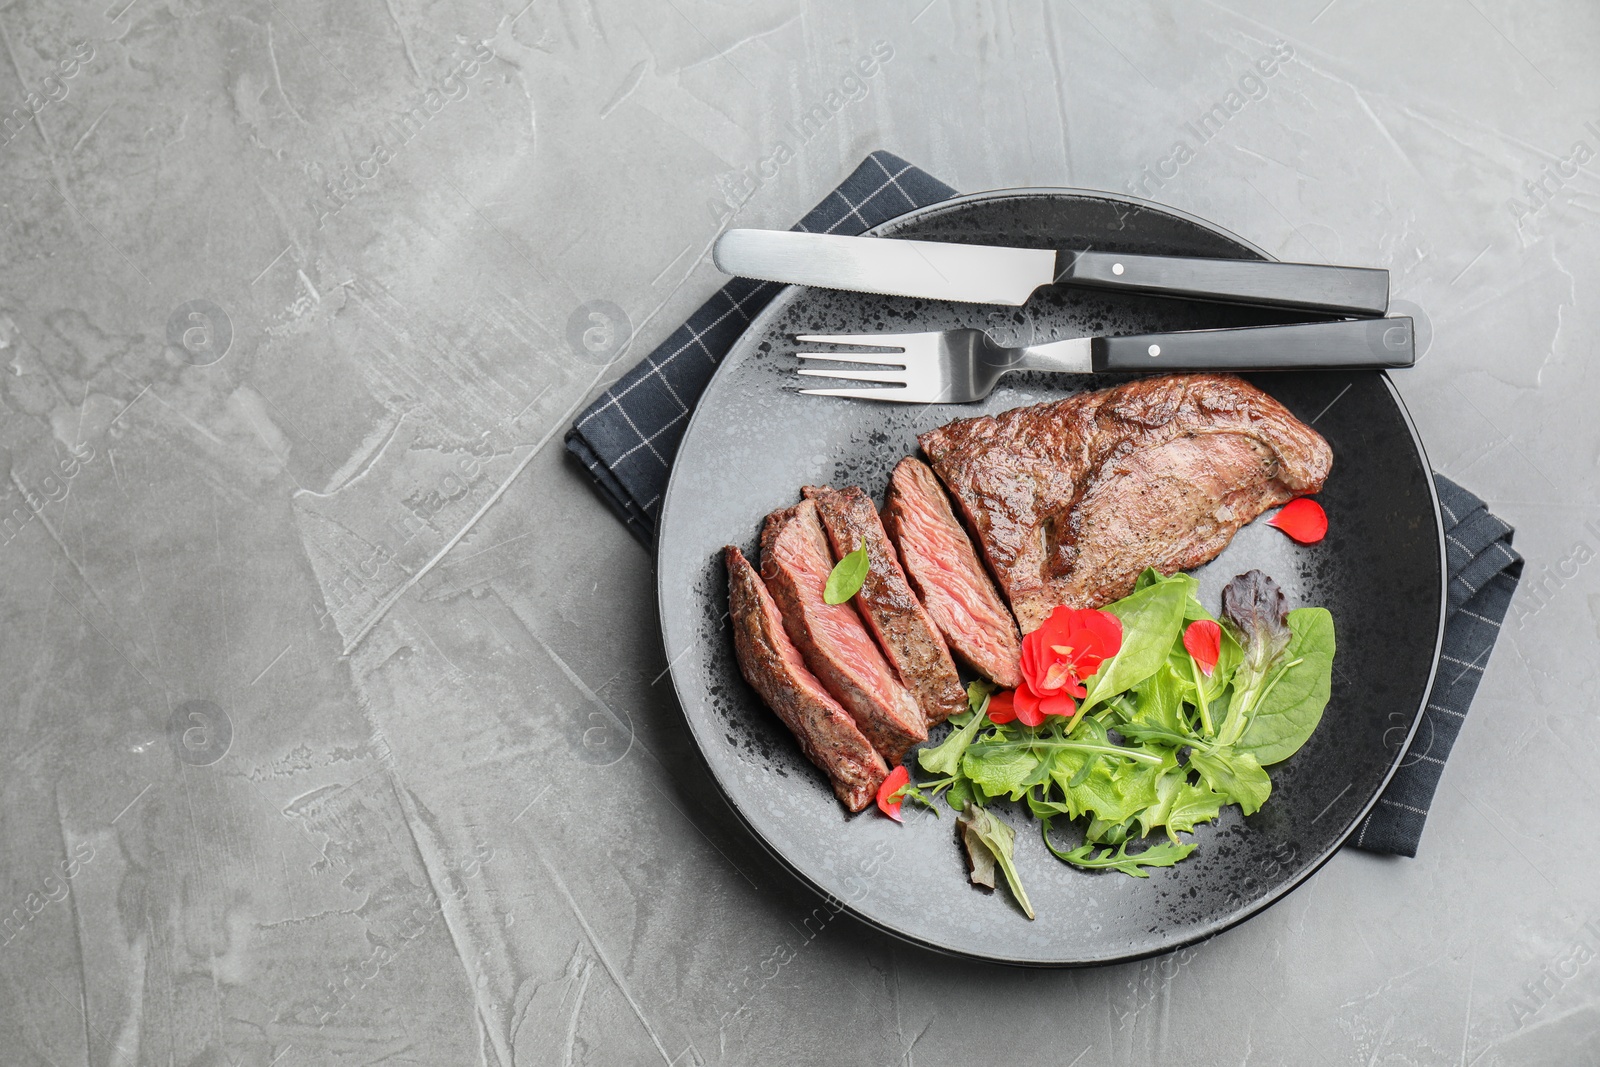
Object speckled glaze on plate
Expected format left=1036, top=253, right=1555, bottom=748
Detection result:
left=656, top=189, right=1446, bottom=967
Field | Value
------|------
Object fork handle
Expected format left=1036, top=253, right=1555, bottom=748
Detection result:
left=1092, top=318, right=1415, bottom=371
left=1059, top=251, right=1390, bottom=316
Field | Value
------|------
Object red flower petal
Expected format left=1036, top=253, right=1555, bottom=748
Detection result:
left=1035, top=606, right=1077, bottom=648
left=986, top=689, right=1017, bottom=724
left=1183, top=619, right=1222, bottom=677
left=1267, top=497, right=1328, bottom=544
left=1038, top=660, right=1073, bottom=692
left=876, top=765, right=909, bottom=821
left=1077, top=609, right=1124, bottom=659
left=1039, top=692, right=1076, bottom=718
left=1019, top=632, right=1041, bottom=685
left=1014, top=686, right=1046, bottom=727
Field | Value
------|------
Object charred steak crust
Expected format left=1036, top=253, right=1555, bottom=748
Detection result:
left=803, top=485, right=967, bottom=727
left=919, top=374, right=1333, bottom=632
left=759, top=500, right=928, bottom=765
left=724, top=546, right=888, bottom=812
left=881, top=458, right=1023, bottom=689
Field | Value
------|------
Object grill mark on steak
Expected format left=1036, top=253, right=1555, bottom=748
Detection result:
left=881, top=458, right=1023, bottom=689
left=725, top=546, right=888, bottom=812
left=919, top=374, right=1332, bottom=632
left=759, top=499, right=928, bottom=764
left=803, top=484, right=967, bottom=727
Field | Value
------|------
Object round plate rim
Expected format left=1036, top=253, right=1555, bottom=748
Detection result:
left=656, top=185, right=1448, bottom=966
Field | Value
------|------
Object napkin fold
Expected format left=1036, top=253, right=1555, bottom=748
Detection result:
left=566, top=153, right=1522, bottom=858
left=1350, top=475, right=1522, bottom=856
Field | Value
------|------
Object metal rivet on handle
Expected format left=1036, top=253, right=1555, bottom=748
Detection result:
left=1112, top=263, right=1125, bottom=275
left=1148, top=344, right=1161, bottom=357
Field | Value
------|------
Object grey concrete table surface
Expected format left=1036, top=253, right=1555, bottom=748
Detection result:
left=0, top=0, right=1594, bottom=1064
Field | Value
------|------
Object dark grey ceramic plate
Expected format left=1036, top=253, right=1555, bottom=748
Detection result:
left=656, top=189, right=1446, bottom=966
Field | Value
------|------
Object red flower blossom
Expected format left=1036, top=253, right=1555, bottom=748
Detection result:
left=1183, top=619, right=1222, bottom=676
left=991, top=607, right=1123, bottom=726
left=876, top=765, right=910, bottom=821
left=1267, top=497, right=1328, bottom=544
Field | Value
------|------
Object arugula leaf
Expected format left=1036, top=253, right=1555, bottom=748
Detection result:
left=891, top=779, right=940, bottom=816
left=1015, top=720, right=1167, bottom=825
left=1083, top=816, right=1135, bottom=846
left=822, top=539, right=869, bottom=604
left=1135, top=767, right=1182, bottom=838
left=918, top=706, right=990, bottom=778
left=1126, top=664, right=1189, bottom=735
left=1166, top=780, right=1228, bottom=835
left=1234, top=608, right=1335, bottom=765
left=1141, top=766, right=1229, bottom=838
left=966, top=679, right=995, bottom=715
left=1044, top=833, right=1197, bottom=877
left=957, top=804, right=1034, bottom=919
left=1055, top=759, right=1162, bottom=826
left=1187, top=747, right=1272, bottom=815
left=945, top=774, right=974, bottom=812
left=1078, top=573, right=1191, bottom=716
left=962, top=744, right=1039, bottom=800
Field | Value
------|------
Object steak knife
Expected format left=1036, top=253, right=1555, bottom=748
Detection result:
left=714, top=229, right=1389, bottom=316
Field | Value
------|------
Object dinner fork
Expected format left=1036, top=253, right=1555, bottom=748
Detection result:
left=795, top=317, right=1415, bottom=403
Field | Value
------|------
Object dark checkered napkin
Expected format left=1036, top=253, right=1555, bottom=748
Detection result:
left=564, top=151, right=957, bottom=544
left=1349, top=474, right=1522, bottom=856
left=565, top=155, right=1521, bottom=859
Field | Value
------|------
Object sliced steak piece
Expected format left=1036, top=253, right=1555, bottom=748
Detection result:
left=919, top=374, right=1332, bottom=632
left=803, top=484, right=967, bottom=727
left=725, top=546, right=888, bottom=812
left=881, top=458, right=1023, bottom=689
left=760, top=500, right=928, bottom=765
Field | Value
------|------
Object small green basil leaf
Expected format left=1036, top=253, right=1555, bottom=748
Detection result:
left=822, top=539, right=869, bottom=605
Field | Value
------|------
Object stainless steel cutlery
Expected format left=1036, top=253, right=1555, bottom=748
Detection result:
left=795, top=318, right=1415, bottom=404
left=715, top=229, right=1390, bottom=314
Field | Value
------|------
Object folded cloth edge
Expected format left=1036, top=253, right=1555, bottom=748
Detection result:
left=1348, top=473, right=1522, bottom=856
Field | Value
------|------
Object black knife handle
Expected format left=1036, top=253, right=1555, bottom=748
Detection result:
left=1090, top=318, right=1415, bottom=372
left=1057, top=251, right=1389, bottom=316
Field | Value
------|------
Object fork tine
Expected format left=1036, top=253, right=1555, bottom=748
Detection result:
left=795, top=368, right=909, bottom=384
left=800, top=383, right=956, bottom=403
left=798, top=386, right=916, bottom=401
left=793, top=332, right=925, bottom=349
left=795, top=351, right=908, bottom=367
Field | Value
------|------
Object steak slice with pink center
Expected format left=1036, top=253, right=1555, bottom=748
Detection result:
left=882, top=457, right=1023, bottom=689
left=725, top=546, right=888, bottom=812
left=804, top=484, right=967, bottom=727
left=760, top=499, right=927, bottom=765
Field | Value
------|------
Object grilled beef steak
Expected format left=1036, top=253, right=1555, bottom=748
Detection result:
left=919, top=374, right=1332, bottom=632
left=803, top=485, right=967, bottom=726
left=725, top=546, right=889, bottom=812
left=881, top=458, right=1023, bottom=688
left=760, top=500, right=928, bottom=764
